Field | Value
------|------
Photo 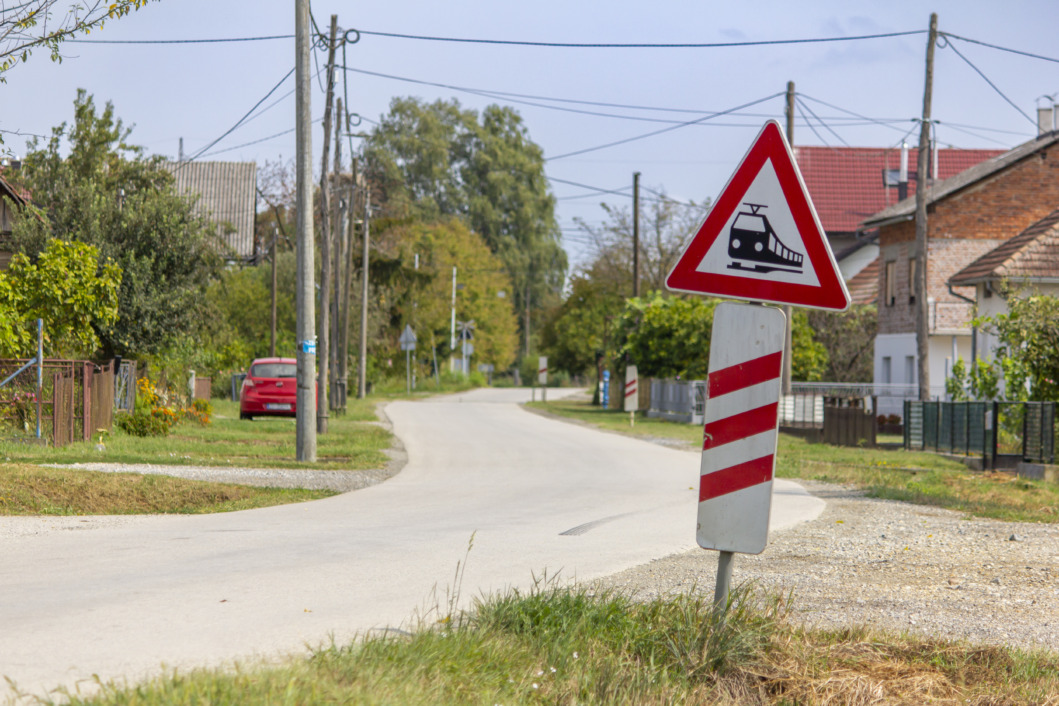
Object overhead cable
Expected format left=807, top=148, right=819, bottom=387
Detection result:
left=354, top=28, right=926, bottom=49
left=795, top=96, right=849, bottom=146
left=66, top=34, right=294, bottom=44
left=941, top=37, right=1037, bottom=128
left=941, top=32, right=1059, bottom=65
left=545, top=92, right=785, bottom=161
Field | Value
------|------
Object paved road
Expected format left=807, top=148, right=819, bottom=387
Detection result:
left=0, top=388, right=824, bottom=701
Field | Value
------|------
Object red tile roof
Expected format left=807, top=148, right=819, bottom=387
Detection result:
left=794, top=146, right=1005, bottom=235
left=845, top=256, right=880, bottom=305
left=950, top=208, right=1059, bottom=285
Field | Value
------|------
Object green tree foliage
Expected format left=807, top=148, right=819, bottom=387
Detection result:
left=540, top=274, right=625, bottom=377
left=0, top=1, right=150, bottom=79
left=364, top=98, right=565, bottom=352
left=11, top=91, right=223, bottom=356
left=978, top=294, right=1059, bottom=400
left=390, top=218, right=518, bottom=370
left=616, top=294, right=827, bottom=382
left=0, top=240, right=119, bottom=357
left=807, top=304, right=877, bottom=382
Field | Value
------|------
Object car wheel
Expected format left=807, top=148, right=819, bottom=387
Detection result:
left=240, top=412, right=252, bottom=420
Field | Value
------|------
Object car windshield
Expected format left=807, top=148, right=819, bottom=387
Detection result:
left=251, top=363, right=297, bottom=379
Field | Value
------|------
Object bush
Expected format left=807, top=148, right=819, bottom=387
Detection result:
left=116, top=409, right=172, bottom=437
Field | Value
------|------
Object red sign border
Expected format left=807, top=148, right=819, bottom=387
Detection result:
left=665, top=121, right=850, bottom=311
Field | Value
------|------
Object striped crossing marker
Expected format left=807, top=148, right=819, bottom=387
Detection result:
left=697, top=302, right=786, bottom=555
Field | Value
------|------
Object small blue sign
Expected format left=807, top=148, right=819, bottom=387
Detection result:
left=301, top=340, right=317, bottom=355
left=601, top=370, right=610, bottom=407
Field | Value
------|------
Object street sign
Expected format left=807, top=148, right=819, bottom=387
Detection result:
left=538, top=356, right=548, bottom=386
left=624, top=365, right=639, bottom=412
left=399, top=325, right=417, bottom=352
left=697, top=302, right=785, bottom=555
left=666, top=121, right=850, bottom=311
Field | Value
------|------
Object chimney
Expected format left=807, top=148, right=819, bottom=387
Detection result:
left=898, top=142, right=909, bottom=200
left=1039, top=107, right=1053, bottom=135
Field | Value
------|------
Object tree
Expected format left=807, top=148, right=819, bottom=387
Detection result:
left=979, top=294, right=1059, bottom=400
left=540, top=273, right=624, bottom=378
left=11, top=90, right=223, bottom=357
left=0, top=1, right=149, bottom=79
left=364, top=97, right=565, bottom=354
left=575, top=190, right=709, bottom=296
left=0, top=239, right=120, bottom=357
left=807, top=304, right=876, bottom=382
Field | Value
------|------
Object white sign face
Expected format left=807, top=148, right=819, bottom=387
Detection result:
left=693, top=159, right=821, bottom=288
left=537, top=356, right=548, bottom=386
left=624, top=365, right=639, bottom=412
left=697, top=302, right=785, bottom=555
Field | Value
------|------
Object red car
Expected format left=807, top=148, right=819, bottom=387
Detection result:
left=240, top=358, right=299, bottom=420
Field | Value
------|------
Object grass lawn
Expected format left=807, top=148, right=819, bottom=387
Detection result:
left=529, top=397, right=1059, bottom=524
left=60, top=583, right=1059, bottom=705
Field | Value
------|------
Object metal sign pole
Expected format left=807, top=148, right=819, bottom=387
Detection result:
left=36, top=318, right=42, bottom=440
left=714, top=550, right=735, bottom=613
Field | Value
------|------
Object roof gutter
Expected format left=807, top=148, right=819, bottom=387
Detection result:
left=860, top=212, right=914, bottom=231
left=947, top=282, right=978, bottom=377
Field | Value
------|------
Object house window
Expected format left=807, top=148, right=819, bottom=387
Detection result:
left=884, top=261, right=896, bottom=306
left=908, top=257, right=917, bottom=304
left=882, top=356, right=892, bottom=384
left=905, top=356, right=916, bottom=385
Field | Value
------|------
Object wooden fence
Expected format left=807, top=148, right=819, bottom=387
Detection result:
left=823, top=405, right=877, bottom=447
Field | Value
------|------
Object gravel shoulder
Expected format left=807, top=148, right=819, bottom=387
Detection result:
left=598, top=479, right=1059, bottom=652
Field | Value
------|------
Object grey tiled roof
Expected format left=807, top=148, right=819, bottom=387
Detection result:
left=861, top=131, right=1059, bottom=229
left=168, top=161, right=257, bottom=259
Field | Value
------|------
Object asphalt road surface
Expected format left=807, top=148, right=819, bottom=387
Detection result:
left=0, top=388, right=823, bottom=701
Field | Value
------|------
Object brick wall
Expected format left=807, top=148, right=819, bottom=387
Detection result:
left=877, top=143, right=1059, bottom=335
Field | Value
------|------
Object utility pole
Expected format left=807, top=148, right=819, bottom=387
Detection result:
left=339, top=156, right=357, bottom=409
left=632, top=171, right=641, bottom=298
left=331, top=96, right=344, bottom=410
left=782, top=81, right=795, bottom=396
left=357, top=187, right=371, bottom=399
left=270, top=221, right=278, bottom=358
left=914, top=13, right=938, bottom=402
left=316, top=15, right=337, bottom=434
left=294, top=0, right=316, bottom=461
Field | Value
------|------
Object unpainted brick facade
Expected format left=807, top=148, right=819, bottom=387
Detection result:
left=877, top=144, right=1059, bottom=335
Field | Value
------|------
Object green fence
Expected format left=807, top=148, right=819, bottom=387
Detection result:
left=904, top=400, right=1055, bottom=468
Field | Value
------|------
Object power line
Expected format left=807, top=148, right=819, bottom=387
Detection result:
left=941, top=31, right=1059, bottom=66
left=795, top=96, right=849, bottom=147
left=181, top=67, right=296, bottom=165
left=941, top=36, right=1037, bottom=128
left=197, top=117, right=325, bottom=158
left=545, top=92, right=785, bottom=161
left=66, top=34, right=294, bottom=44
left=354, top=28, right=925, bottom=49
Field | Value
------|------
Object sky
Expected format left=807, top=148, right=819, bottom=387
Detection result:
left=3, top=1, right=1058, bottom=270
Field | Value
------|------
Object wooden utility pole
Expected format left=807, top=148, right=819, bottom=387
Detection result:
left=316, top=14, right=337, bottom=434
left=782, top=81, right=795, bottom=395
left=914, top=13, right=938, bottom=402
left=339, top=157, right=358, bottom=409
left=357, top=188, right=371, bottom=399
left=294, top=0, right=316, bottom=461
left=632, top=171, right=641, bottom=298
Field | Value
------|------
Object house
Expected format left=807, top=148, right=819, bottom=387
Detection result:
left=167, top=161, right=257, bottom=262
left=794, top=145, right=1004, bottom=281
left=0, top=166, right=30, bottom=269
left=949, top=208, right=1059, bottom=362
left=861, top=131, right=1059, bottom=400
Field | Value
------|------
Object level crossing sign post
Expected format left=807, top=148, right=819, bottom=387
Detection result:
left=399, top=325, right=417, bottom=395
left=537, top=356, right=548, bottom=403
left=624, top=364, right=639, bottom=427
left=666, top=120, right=849, bottom=610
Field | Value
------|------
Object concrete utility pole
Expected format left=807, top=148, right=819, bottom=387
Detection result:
left=914, top=13, right=938, bottom=402
left=331, top=97, right=344, bottom=410
left=339, top=156, right=358, bottom=409
left=316, top=15, right=338, bottom=434
left=632, top=171, right=641, bottom=298
left=270, top=221, right=278, bottom=358
left=357, top=187, right=371, bottom=399
left=782, top=81, right=795, bottom=396
left=294, top=0, right=316, bottom=461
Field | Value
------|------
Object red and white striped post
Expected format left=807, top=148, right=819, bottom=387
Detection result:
left=699, top=302, right=786, bottom=607
left=537, top=356, right=548, bottom=403
left=624, top=364, right=638, bottom=426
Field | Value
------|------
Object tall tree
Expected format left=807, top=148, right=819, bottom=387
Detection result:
left=11, top=90, right=222, bottom=356
left=0, top=1, right=149, bottom=78
left=364, top=97, right=565, bottom=354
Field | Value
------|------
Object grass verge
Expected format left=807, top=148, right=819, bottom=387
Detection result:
left=0, top=462, right=333, bottom=515
left=529, top=397, right=1059, bottom=524
left=49, top=584, right=1059, bottom=705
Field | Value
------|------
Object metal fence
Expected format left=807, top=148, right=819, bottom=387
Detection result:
left=647, top=379, right=706, bottom=424
left=904, top=400, right=1055, bottom=468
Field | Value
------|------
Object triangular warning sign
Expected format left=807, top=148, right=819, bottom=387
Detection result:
left=666, top=121, right=850, bottom=311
